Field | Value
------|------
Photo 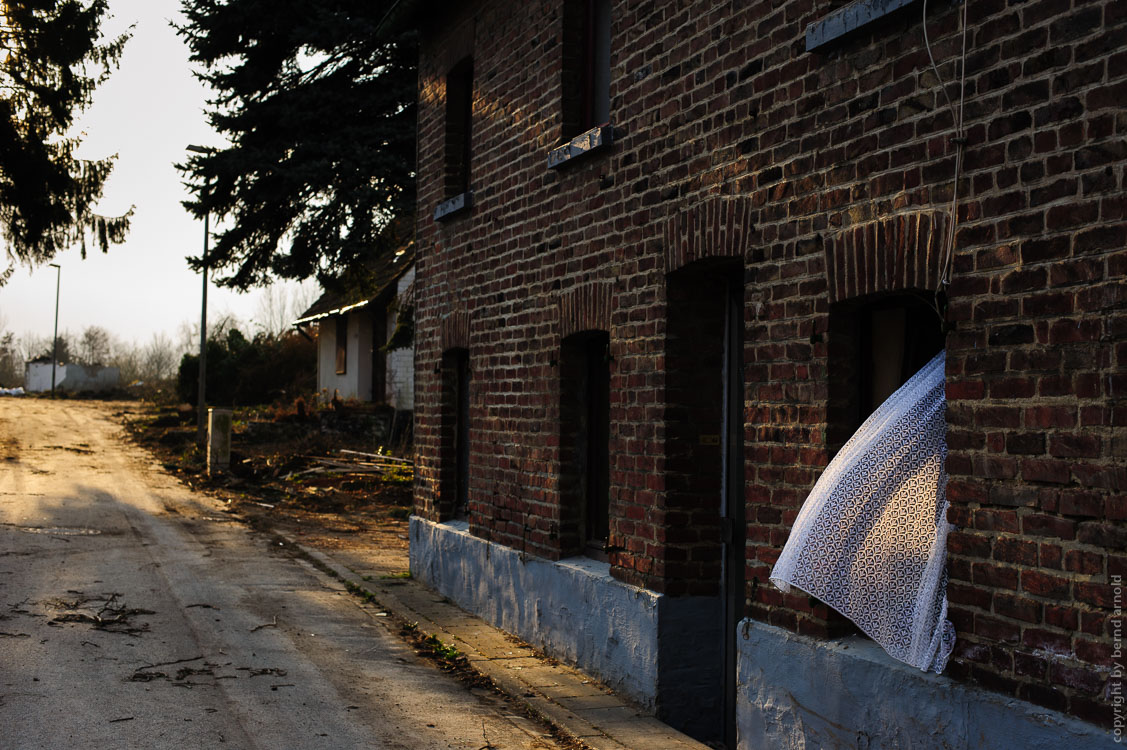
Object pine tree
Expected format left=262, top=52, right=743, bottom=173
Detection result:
left=0, top=1, right=131, bottom=283
left=178, top=0, right=416, bottom=291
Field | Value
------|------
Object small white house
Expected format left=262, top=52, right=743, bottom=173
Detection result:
left=294, top=245, right=415, bottom=411
left=25, top=361, right=120, bottom=393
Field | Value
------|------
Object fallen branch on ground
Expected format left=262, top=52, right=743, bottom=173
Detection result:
left=249, top=615, right=277, bottom=633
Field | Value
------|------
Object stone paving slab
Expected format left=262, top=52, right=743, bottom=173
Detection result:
left=281, top=533, right=710, bottom=750
left=555, top=692, right=626, bottom=711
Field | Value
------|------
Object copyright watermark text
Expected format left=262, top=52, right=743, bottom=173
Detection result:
left=1113, top=575, right=1122, bottom=742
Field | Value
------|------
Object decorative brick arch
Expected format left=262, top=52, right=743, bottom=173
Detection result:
left=664, top=197, right=756, bottom=273
left=558, top=281, right=614, bottom=338
left=440, top=310, right=471, bottom=351
left=824, top=210, right=950, bottom=303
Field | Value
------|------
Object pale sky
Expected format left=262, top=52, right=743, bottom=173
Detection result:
left=0, top=0, right=314, bottom=352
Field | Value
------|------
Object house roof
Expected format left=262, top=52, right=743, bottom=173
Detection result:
left=293, top=242, right=416, bottom=325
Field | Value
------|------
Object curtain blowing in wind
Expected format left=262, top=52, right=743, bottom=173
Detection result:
left=771, top=351, right=955, bottom=673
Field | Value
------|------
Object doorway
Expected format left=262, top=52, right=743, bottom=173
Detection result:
left=664, top=259, right=744, bottom=747
left=559, top=330, right=611, bottom=558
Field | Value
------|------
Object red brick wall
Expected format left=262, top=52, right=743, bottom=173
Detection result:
left=413, top=0, right=1125, bottom=725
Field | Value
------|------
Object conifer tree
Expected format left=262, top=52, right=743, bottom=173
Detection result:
left=178, top=0, right=416, bottom=291
left=0, top=0, right=131, bottom=283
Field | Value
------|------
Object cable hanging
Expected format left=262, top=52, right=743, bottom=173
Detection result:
left=923, top=0, right=969, bottom=324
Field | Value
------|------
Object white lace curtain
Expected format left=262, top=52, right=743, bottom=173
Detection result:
left=771, top=351, right=955, bottom=673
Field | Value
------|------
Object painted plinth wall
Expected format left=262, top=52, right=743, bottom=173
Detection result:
left=736, top=619, right=1113, bottom=750
left=409, top=516, right=721, bottom=736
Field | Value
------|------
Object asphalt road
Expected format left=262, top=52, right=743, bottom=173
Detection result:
left=0, top=398, right=560, bottom=749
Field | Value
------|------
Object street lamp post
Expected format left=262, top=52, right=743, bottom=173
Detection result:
left=48, top=263, right=60, bottom=398
left=196, top=194, right=210, bottom=447
left=187, top=144, right=214, bottom=448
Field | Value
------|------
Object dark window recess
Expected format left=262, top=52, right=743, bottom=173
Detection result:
left=562, top=0, right=611, bottom=137
left=560, top=331, right=610, bottom=558
left=827, top=292, right=945, bottom=454
left=551, top=0, right=612, bottom=169
left=439, top=348, right=471, bottom=520
left=444, top=57, right=473, bottom=200
left=818, top=290, right=944, bottom=641
left=335, top=316, right=348, bottom=375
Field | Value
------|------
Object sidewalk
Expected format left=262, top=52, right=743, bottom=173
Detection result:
left=275, top=530, right=711, bottom=750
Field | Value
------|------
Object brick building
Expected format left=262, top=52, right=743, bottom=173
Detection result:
left=406, top=1, right=1123, bottom=746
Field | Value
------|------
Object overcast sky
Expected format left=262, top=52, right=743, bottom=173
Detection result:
left=0, top=0, right=314, bottom=352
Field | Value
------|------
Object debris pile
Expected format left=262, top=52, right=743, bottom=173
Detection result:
left=123, top=403, right=415, bottom=549
left=296, top=449, right=414, bottom=478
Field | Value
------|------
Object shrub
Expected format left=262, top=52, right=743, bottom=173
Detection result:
left=178, top=328, right=315, bottom=406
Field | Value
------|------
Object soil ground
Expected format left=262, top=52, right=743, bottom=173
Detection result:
left=120, top=400, right=413, bottom=572
left=116, top=399, right=596, bottom=750
left=0, top=397, right=564, bottom=749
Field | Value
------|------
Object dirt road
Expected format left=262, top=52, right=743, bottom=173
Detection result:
left=0, top=398, right=560, bottom=749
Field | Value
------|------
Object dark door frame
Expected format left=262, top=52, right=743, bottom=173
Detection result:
left=720, top=274, right=745, bottom=749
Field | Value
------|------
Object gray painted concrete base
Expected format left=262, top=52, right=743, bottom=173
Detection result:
left=736, top=618, right=1113, bottom=749
left=410, top=516, right=723, bottom=741
left=658, top=595, right=723, bottom=741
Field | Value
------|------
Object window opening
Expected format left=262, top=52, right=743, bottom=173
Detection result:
left=772, top=349, right=954, bottom=674
left=444, top=57, right=474, bottom=199
left=440, top=348, right=471, bottom=520
left=584, top=334, right=610, bottom=549
left=560, top=330, right=610, bottom=558
left=455, top=352, right=470, bottom=519
left=829, top=292, right=945, bottom=454
left=817, top=290, right=947, bottom=642
left=858, top=295, right=945, bottom=422
left=562, top=0, right=611, bottom=138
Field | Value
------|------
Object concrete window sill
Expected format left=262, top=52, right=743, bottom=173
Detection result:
left=547, top=125, right=613, bottom=169
left=805, top=0, right=918, bottom=52
left=434, top=191, right=472, bottom=222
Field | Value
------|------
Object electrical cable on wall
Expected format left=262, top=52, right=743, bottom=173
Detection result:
left=923, top=0, right=970, bottom=323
